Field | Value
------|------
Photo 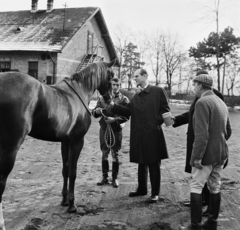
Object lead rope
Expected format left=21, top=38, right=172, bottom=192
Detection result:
left=100, top=110, right=115, bottom=149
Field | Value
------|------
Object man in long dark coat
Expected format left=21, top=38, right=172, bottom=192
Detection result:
left=110, top=68, right=170, bottom=203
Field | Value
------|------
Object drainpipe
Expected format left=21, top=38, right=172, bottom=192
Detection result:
left=48, top=52, right=57, bottom=84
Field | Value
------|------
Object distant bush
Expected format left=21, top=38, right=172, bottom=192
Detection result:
left=224, top=96, right=240, bottom=108
left=170, top=93, right=194, bottom=104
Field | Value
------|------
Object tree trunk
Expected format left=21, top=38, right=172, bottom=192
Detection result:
left=222, top=55, right=226, bottom=95
left=216, top=2, right=221, bottom=91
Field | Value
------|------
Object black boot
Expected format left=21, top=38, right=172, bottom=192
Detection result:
left=97, top=160, right=109, bottom=186
left=202, top=183, right=210, bottom=216
left=202, top=193, right=221, bottom=230
left=180, top=193, right=202, bottom=230
left=112, top=162, right=119, bottom=188
left=202, top=183, right=210, bottom=206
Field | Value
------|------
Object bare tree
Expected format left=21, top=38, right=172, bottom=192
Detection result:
left=161, top=32, right=186, bottom=95
left=112, top=24, right=133, bottom=80
left=144, top=30, right=164, bottom=85
left=225, top=54, right=240, bottom=95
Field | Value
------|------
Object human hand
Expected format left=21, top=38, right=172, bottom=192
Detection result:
left=95, top=108, right=103, bottom=115
left=105, top=117, right=115, bottom=124
left=109, top=100, right=114, bottom=106
left=194, top=159, right=203, bottom=170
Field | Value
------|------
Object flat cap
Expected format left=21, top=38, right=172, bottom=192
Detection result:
left=193, top=70, right=213, bottom=87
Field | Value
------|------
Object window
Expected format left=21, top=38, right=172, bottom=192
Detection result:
left=46, top=76, right=52, bottom=85
left=28, top=62, right=38, bottom=79
left=0, top=61, right=11, bottom=72
left=87, top=31, right=94, bottom=54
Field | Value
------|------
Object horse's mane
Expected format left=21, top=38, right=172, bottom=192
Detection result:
left=71, top=62, right=110, bottom=91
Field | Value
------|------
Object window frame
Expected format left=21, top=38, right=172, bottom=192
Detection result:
left=28, top=61, right=38, bottom=79
left=0, top=61, right=11, bottom=72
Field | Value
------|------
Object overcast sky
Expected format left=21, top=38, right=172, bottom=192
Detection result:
left=1, top=0, right=240, bottom=50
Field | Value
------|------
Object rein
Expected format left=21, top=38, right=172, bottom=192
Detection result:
left=100, top=110, right=115, bottom=149
left=63, top=80, right=92, bottom=116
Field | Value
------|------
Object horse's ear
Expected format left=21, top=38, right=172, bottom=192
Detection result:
left=107, top=59, right=116, bottom=68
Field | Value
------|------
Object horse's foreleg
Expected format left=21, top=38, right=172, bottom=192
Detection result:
left=67, top=138, right=84, bottom=213
left=61, top=142, right=69, bottom=207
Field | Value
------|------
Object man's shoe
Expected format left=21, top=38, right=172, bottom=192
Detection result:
left=179, top=223, right=202, bottom=230
left=129, top=190, right=147, bottom=197
left=112, top=178, right=119, bottom=188
left=97, top=177, right=108, bottom=186
left=183, top=201, right=191, bottom=207
left=148, top=195, right=159, bottom=203
left=183, top=201, right=207, bottom=207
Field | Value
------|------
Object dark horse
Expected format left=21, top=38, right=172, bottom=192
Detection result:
left=0, top=61, right=115, bottom=230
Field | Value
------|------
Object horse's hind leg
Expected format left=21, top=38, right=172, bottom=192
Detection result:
left=61, top=141, right=69, bottom=207
left=67, top=138, right=84, bottom=213
left=0, top=148, right=19, bottom=230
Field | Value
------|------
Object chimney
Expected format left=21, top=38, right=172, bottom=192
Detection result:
left=31, top=0, right=38, bottom=13
left=47, top=0, right=54, bottom=12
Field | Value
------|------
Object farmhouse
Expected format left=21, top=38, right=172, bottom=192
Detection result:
left=0, top=0, right=119, bottom=84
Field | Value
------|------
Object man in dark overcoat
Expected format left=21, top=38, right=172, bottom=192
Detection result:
left=110, top=68, right=170, bottom=203
left=173, top=70, right=231, bottom=216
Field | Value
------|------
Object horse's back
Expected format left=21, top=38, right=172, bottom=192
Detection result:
left=0, top=72, right=41, bottom=145
left=0, top=71, right=41, bottom=101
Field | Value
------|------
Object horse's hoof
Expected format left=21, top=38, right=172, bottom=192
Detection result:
left=0, top=225, right=6, bottom=230
left=61, top=200, right=69, bottom=207
left=67, top=205, right=77, bottom=213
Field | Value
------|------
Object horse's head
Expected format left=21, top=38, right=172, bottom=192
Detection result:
left=97, top=60, right=115, bottom=97
left=71, top=60, right=115, bottom=98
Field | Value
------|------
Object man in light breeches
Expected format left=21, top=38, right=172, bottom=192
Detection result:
left=181, top=71, right=231, bottom=230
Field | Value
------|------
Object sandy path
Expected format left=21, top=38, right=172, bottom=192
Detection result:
left=2, top=105, right=240, bottom=230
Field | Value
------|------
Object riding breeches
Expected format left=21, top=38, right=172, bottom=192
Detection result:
left=99, top=127, right=122, bottom=162
left=190, top=162, right=224, bottom=194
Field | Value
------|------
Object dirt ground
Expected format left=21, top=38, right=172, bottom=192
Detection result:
left=2, top=104, right=240, bottom=230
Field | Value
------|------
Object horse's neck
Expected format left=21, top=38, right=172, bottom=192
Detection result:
left=72, top=81, right=93, bottom=104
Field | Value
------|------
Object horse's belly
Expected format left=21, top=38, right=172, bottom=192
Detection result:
left=28, top=123, right=68, bottom=142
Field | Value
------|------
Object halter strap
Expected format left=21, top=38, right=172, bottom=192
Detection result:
left=63, top=79, right=92, bottom=116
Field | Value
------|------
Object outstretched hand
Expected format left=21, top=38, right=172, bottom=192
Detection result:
left=109, top=100, right=114, bottom=106
left=194, top=159, right=203, bottom=170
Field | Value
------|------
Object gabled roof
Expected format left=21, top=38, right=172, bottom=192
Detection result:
left=0, top=7, right=119, bottom=65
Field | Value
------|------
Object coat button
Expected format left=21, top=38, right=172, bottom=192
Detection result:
left=143, top=119, right=145, bottom=122
left=142, top=100, right=144, bottom=103
left=144, top=129, right=146, bottom=132
left=142, top=109, right=144, bottom=112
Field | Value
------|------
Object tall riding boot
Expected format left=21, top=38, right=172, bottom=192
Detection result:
left=202, top=183, right=210, bottom=206
left=112, top=162, right=119, bottom=188
left=97, top=160, right=109, bottom=186
left=202, top=183, right=210, bottom=216
left=202, top=193, right=221, bottom=230
left=180, top=193, right=202, bottom=230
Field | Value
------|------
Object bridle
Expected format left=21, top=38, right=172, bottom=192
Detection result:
left=63, top=79, right=92, bottom=116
